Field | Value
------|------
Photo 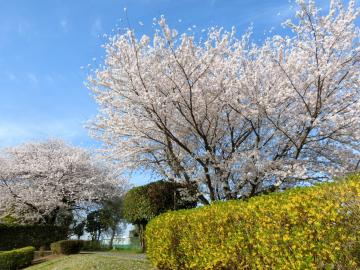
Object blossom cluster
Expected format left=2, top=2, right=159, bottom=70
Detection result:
left=89, top=0, right=359, bottom=202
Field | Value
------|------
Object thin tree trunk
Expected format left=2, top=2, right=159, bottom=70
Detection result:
left=109, top=227, right=116, bottom=249
left=139, top=223, right=146, bottom=253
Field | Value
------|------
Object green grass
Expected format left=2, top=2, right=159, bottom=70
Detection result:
left=111, top=245, right=142, bottom=253
left=25, top=253, right=154, bottom=270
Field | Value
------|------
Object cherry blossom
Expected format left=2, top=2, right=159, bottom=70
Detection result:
left=0, top=139, right=127, bottom=223
left=89, top=0, right=359, bottom=203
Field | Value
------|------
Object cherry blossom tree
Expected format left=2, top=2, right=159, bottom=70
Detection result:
left=88, top=0, right=359, bottom=204
left=0, top=139, right=127, bottom=224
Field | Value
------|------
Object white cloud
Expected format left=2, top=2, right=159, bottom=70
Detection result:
left=0, top=119, right=87, bottom=148
left=0, top=20, right=33, bottom=44
left=5, top=72, right=16, bottom=81
left=91, top=17, right=103, bottom=37
left=27, top=73, right=38, bottom=84
left=2, top=72, right=59, bottom=84
left=45, top=74, right=54, bottom=84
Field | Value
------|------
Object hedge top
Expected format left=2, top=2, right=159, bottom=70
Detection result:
left=0, top=246, right=35, bottom=270
left=146, top=173, right=360, bottom=269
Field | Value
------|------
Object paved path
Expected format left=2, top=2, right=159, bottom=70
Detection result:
left=81, top=251, right=148, bottom=261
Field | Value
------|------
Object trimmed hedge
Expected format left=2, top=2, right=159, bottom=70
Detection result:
left=50, top=240, right=83, bottom=255
left=146, top=174, right=360, bottom=269
left=81, top=240, right=101, bottom=251
left=0, top=246, right=35, bottom=270
left=0, top=225, right=67, bottom=251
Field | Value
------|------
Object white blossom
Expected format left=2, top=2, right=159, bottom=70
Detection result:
left=88, top=0, right=359, bottom=204
left=0, top=139, right=127, bottom=223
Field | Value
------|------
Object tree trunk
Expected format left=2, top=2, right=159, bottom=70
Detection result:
left=139, top=223, right=147, bottom=253
left=109, top=227, right=116, bottom=249
left=97, top=230, right=101, bottom=241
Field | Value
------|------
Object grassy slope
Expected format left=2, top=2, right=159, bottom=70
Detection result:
left=25, top=253, right=154, bottom=270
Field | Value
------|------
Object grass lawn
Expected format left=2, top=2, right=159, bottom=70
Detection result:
left=25, top=252, right=154, bottom=270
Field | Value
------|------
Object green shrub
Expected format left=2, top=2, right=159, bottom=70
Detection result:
left=81, top=240, right=101, bottom=251
left=0, top=225, right=67, bottom=251
left=124, top=180, right=197, bottom=225
left=50, top=240, right=83, bottom=255
left=124, top=180, right=197, bottom=251
left=146, top=174, right=360, bottom=270
left=0, top=246, right=35, bottom=270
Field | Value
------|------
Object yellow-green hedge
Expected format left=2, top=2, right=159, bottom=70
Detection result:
left=0, top=246, right=35, bottom=270
left=146, top=174, right=360, bottom=269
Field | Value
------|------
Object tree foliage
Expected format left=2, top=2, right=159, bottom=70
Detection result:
left=123, top=180, right=197, bottom=251
left=85, top=197, right=124, bottom=246
left=0, top=139, right=127, bottom=224
left=99, top=197, right=125, bottom=248
left=85, top=210, right=107, bottom=241
left=123, top=180, right=197, bottom=225
left=89, top=0, right=360, bottom=204
left=72, top=221, right=85, bottom=240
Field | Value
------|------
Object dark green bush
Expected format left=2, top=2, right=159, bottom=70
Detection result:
left=50, top=240, right=83, bottom=255
left=124, top=180, right=197, bottom=225
left=147, top=174, right=360, bottom=269
left=81, top=240, right=101, bottom=251
left=124, top=180, right=197, bottom=251
left=0, top=225, right=67, bottom=251
left=0, top=246, right=35, bottom=270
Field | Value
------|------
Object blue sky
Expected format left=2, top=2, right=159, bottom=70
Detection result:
left=0, top=0, right=351, bottom=184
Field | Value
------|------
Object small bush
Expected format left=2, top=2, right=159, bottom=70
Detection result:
left=146, top=174, right=360, bottom=269
left=50, top=240, right=83, bottom=255
left=81, top=240, right=101, bottom=251
left=0, top=246, right=35, bottom=270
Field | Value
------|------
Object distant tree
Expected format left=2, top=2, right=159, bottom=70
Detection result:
left=85, top=197, right=124, bottom=247
left=85, top=210, right=105, bottom=241
left=123, top=180, right=197, bottom=251
left=72, top=221, right=85, bottom=240
left=100, top=197, right=124, bottom=249
left=89, top=0, right=360, bottom=203
left=0, top=139, right=127, bottom=224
